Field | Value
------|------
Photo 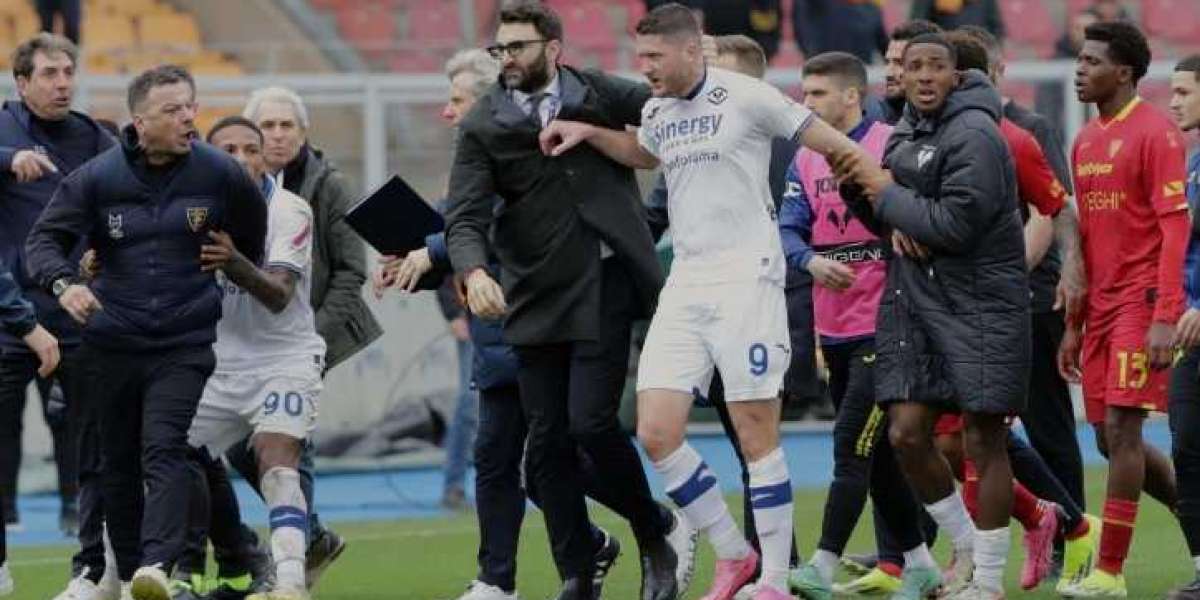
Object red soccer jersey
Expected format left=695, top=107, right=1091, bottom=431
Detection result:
left=1073, top=97, right=1189, bottom=322
left=1001, top=118, right=1067, bottom=217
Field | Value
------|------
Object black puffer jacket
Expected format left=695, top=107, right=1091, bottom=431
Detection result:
left=846, top=70, right=1030, bottom=414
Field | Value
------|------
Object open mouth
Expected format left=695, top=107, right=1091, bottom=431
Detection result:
left=915, top=89, right=937, bottom=103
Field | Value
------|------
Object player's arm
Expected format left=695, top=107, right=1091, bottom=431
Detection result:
left=1149, top=130, right=1190, bottom=327
left=644, top=173, right=670, bottom=243
left=778, top=162, right=817, bottom=271
left=201, top=231, right=298, bottom=314
left=1024, top=210, right=1054, bottom=270
left=1013, top=133, right=1065, bottom=269
left=26, top=169, right=93, bottom=288
left=539, top=121, right=660, bottom=169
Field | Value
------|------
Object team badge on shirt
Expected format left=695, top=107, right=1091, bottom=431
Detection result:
left=707, top=87, right=728, bottom=105
left=186, top=207, right=209, bottom=232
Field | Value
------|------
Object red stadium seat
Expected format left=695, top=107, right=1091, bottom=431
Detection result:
left=1140, top=80, right=1171, bottom=111
left=389, top=50, right=443, bottom=73
left=1143, top=0, right=1200, bottom=44
left=555, top=2, right=620, bottom=70
left=405, top=2, right=460, bottom=44
left=336, top=4, right=397, bottom=60
left=1001, top=0, right=1058, bottom=46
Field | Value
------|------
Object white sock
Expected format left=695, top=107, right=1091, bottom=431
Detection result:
left=260, top=466, right=308, bottom=591
left=925, top=492, right=976, bottom=553
left=810, top=549, right=839, bottom=585
left=902, top=543, right=937, bottom=570
left=973, top=526, right=1010, bottom=592
left=748, top=447, right=793, bottom=593
left=655, top=443, right=750, bottom=561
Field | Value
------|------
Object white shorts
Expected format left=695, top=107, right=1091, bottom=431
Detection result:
left=188, top=363, right=322, bottom=455
left=637, top=278, right=790, bottom=402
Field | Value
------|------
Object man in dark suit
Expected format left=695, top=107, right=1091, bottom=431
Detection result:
left=445, top=3, right=696, bottom=600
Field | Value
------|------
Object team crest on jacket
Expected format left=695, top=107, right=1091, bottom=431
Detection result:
left=186, top=207, right=209, bottom=232
left=917, top=145, right=936, bottom=170
left=707, top=86, right=728, bottom=105
left=107, top=213, right=123, bottom=239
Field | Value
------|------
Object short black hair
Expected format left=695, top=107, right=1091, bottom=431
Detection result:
left=1177, top=54, right=1200, bottom=81
left=891, top=19, right=942, bottom=43
left=957, top=24, right=1002, bottom=65
left=11, top=32, right=77, bottom=80
left=498, top=1, right=563, bottom=42
left=126, top=64, right=195, bottom=113
left=945, top=31, right=990, bottom=73
left=803, top=51, right=869, bottom=97
left=1084, top=21, right=1151, bottom=83
left=903, top=33, right=957, bottom=66
left=636, top=3, right=702, bottom=38
left=206, top=115, right=264, bottom=145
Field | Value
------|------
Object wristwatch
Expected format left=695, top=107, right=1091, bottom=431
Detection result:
left=51, top=277, right=77, bottom=297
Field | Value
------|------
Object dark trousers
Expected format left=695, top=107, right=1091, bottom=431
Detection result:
left=474, top=383, right=528, bottom=591
left=1020, top=310, right=1085, bottom=509
left=81, top=344, right=215, bottom=579
left=709, top=373, right=800, bottom=568
left=71, top=369, right=107, bottom=582
left=1170, top=346, right=1200, bottom=557
left=0, top=349, right=79, bottom=523
left=35, top=0, right=80, bottom=44
left=513, top=260, right=667, bottom=579
left=820, top=341, right=924, bottom=557
left=180, top=448, right=259, bottom=577
left=784, top=276, right=821, bottom=408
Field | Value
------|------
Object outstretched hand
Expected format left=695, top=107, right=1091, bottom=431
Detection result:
left=539, top=120, right=593, bottom=157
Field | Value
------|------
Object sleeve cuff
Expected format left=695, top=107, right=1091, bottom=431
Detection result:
left=7, top=316, right=35, bottom=339
left=0, top=148, right=15, bottom=172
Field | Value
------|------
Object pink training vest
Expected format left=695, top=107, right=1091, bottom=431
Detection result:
left=793, top=120, right=892, bottom=340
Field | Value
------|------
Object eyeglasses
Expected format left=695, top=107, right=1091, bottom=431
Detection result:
left=486, top=39, right=548, bottom=59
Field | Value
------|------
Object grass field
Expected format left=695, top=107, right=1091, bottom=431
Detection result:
left=6, top=467, right=1193, bottom=599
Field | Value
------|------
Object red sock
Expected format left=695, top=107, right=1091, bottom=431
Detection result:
left=1065, top=514, right=1091, bottom=541
left=962, top=458, right=979, bottom=520
left=1011, top=481, right=1044, bottom=530
left=878, top=560, right=903, bottom=578
left=1098, top=498, right=1139, bottom=575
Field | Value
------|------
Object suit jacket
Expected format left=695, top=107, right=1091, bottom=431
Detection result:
left=446, top=65, right=663, bottom=346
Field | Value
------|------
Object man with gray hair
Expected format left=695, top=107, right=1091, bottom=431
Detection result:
left=228, top=85, right=382, bottom=588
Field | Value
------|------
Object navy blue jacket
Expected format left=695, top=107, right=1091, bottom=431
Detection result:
left=25, top=125, right=267, bottom=352
left=0, top=100, right=113, bottom=352
left=0, top=260, right=35, bottom=339
left=424, top=201, right=518, bottom=391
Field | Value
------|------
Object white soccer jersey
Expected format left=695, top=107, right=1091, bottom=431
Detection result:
left=638, top=67, right=814, bottom=284
left=212, top=180, right=326, bottom=374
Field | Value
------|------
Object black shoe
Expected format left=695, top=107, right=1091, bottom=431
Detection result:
left=305, top=526, right=346, bottom=589
left=637, top=535, right=679, bottom=600
left=553, top=577, right=595, bottom=600
left=592, top=527, right=621, bottom=598
left=1168, top=577, right=1200, bottom=600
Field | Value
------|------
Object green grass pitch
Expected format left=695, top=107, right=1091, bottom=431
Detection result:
left=6, top=467, right=1193, bottom=599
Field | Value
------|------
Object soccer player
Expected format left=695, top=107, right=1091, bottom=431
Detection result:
left=187, top=115, right=326, bottom=600
left=777, top=51, right=939, bottom=600
left=0, top=259, right=61, bottom=599
left=541, top=4, right=862, bottom=598
left=1057, top=21, right=1188, bottom=598
left=1166, top=53, right=1200, bottom=600
left=832, top=32, right=1029, bottom=599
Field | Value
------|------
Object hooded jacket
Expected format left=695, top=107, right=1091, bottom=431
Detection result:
left=25, top=126, right=266, bottom=352
left=845, top=70, right=1031, bottom=413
